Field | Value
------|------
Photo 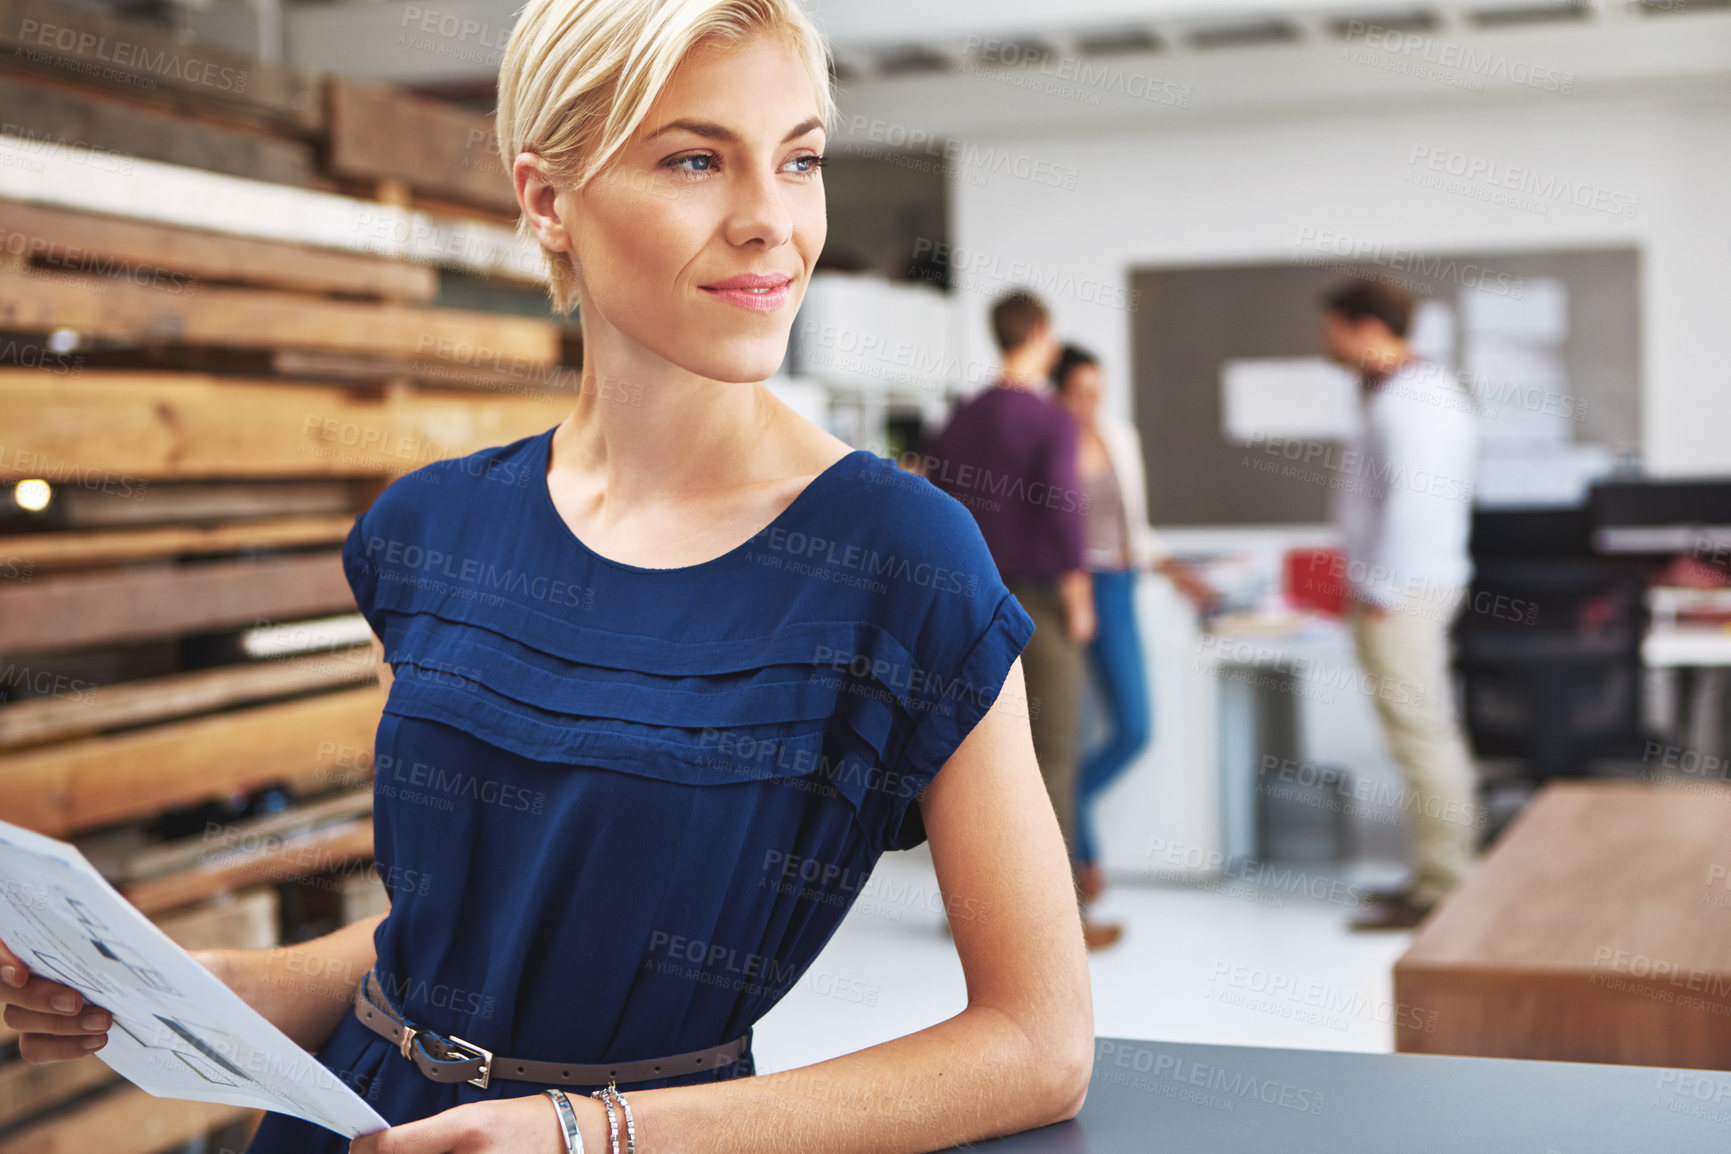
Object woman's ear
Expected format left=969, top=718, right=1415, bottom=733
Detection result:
left=514, top=151, right=574, bottom=255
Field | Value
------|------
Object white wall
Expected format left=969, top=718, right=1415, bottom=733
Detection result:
left=948, top=86, right=1731, bottom=477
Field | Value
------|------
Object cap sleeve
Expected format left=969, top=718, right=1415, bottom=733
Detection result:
left=341, top=510, right=386, bottom=643
left=878, top=502, right=1036, bottom=853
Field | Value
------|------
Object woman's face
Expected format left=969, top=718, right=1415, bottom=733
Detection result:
left=564, top=32, right=827, bottom=385
left=1059, top=362, right=1103, bottom=426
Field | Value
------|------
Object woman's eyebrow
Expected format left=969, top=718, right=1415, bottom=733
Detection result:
left=646, top=116, right=825, bottom=144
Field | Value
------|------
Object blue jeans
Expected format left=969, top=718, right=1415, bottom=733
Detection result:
left=1075, top=567, right=1153, bottom=868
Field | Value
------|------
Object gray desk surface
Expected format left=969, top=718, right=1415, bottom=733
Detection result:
left=942, top=1038, right=1731, bottom=1152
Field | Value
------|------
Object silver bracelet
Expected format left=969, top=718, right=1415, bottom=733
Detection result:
left=612, top=1088, right=637, bottom=1154
left=590, top=1085, right=620, bottom=1154
left=544, top=1088, right=584, bottom=1154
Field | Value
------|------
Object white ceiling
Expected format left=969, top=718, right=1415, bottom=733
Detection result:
left=278, top=0, right=1731, bottom=134
left=823, top=4, right=1731, bottom=141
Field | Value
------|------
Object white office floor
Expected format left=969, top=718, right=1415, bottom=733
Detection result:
left=752, top=846, right=1414, bottom=1074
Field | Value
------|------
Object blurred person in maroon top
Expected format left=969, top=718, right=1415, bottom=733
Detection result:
left=923, top=291, right=1120, bottom=950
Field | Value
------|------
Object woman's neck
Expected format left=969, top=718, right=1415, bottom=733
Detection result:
left=553, top=340, right=780, bottom=517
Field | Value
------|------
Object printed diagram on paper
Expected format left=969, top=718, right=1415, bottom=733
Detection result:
left=0, top=819, right=387, bottom=1138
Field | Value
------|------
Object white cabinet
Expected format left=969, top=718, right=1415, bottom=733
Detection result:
left=786, top=272, right=967, bottom=450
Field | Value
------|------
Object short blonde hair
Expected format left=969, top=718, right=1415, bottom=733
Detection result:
left=496, top=0, right=836, bottom=317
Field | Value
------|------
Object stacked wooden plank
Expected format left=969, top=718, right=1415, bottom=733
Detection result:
left=0, top=0, right=508, bottom=210
left=0, top=0, right=321, bottom=153
left=0, top=2, right=578, bottom=1148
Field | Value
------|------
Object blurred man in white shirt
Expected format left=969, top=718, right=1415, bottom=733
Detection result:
left=1321, top=278, right=1480, bottom=931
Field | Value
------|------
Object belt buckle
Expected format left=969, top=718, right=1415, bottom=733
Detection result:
left=439, top=1032, right=495, bottom=1090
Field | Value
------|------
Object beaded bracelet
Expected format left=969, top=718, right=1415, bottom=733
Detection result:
left=591, top=1084, right=620, bottom=1154
left=543, top=1088, right=584, bottom=1154
left=612, top=1087, right=637, bottom=1154
left=590, top=1082, right=637, bottom=1154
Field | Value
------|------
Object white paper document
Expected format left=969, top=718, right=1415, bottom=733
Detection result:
left=1460, top=278, right=1568, bottom=342
left=1220, top=357, right=1362, bottom=444
left=1407, top=299, right=1457, bottom=363
left=1465, top=341, right=1573, bottom=446
left=0, top=818, right=388, bottom=1138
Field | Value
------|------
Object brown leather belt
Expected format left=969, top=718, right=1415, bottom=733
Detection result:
left=353, top=969, right=750, bottom=1090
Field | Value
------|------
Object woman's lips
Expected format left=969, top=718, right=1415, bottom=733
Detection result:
left=700, top=274, right=795, bottom=313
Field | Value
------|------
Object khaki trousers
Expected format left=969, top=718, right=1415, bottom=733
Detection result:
left=1004, top=579, right=1085, bottom=870
left=1347, top=593, right=1479, bottom=907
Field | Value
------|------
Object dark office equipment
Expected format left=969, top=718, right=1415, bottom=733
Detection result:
left=1591, top=477, right=1731, bottom=555
left=1455, top=506, right=1651, bottom=785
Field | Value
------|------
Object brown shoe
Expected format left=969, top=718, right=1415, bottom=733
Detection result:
left=1349, top=893, right=1435, bottom=932
left=1359, top=882, right=1414, bottom=907
left=1083, top=919, right=1124, bottom=951
left=1075, top=861, right=1106, bottom=904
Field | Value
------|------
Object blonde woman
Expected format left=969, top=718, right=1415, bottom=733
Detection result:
left=0, top=2, right=1092, bottom=1152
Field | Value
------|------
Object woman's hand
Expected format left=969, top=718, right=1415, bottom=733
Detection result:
left=1059, top=570, right=1097, bottom=645
left=349, top=1094, right=576, bottom=1154
left=1155, top=558, right=1222, bottom=616
left=0, top=934, right=112, bottom=1062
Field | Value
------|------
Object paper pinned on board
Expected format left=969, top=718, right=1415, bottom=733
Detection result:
left=1464, top=342, right=1573, bottom=445
left=1220, top=357, right=1362, bottom=444
left=0, top=818, right=388, bottom=1139
left=1460, top=278, right=1567, bottom=342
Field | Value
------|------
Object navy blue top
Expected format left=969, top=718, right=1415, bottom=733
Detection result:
left=246, top=426, right=1035, bottom=1149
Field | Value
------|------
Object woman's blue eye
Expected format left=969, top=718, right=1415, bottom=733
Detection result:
left=664, top=153, right=824, bottom=176
left=669, top=153, right=717, bottom=173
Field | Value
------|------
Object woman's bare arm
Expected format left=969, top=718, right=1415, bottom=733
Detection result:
left=356, top=654, right=1094, bottom=1154
left=3, top=637, right=394, bottom=1063
left=625, top=652, right=1093, bottom=1151
left=206, top=634, right=393, bottom=1050
left=201, top=911, right=384, bottom=1052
